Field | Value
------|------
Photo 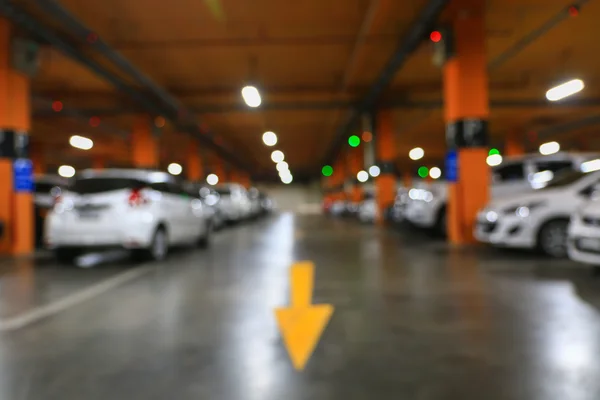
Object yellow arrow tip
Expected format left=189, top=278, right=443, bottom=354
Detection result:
left=274, top=304, right=334, bottom=370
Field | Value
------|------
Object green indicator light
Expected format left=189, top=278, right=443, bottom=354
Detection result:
left=322, top=165, right=333, bottom=177
left=348, top=135, right=361, bottom=147
left=489, top=148, right=500, bottom=156
left=418, top=166, right=429, bottom=178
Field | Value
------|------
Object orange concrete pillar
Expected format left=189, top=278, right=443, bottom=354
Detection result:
left=0, top=18, right=33, bottom=255
left=375, top=110, right=396, bottom=224
left=187, top=141, right=203, bottom=181
left=443, top=0, right=490, bottom=244
left=504, top=129, right=524, bottom=156
left=131, top=116, right=157, bottom=168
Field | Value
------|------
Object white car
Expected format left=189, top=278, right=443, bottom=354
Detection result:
left=214, top=184, right=252, bottom=222
left=568, top=194, right=600, bottom=267
left=475, top=170, right=600, bottom=257
left=405, top=152, right=600, bottom=235
left=45, top=169, right=212, bottom=262
left=34, top=174, right=68, bottom=209
left=248, top=187, right=262, bottom=218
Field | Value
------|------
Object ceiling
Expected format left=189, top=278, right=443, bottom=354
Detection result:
left=10, top=0, right=600, bottom=179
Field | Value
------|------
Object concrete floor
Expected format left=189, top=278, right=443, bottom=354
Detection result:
left=1, top=213, right=600, bottom=399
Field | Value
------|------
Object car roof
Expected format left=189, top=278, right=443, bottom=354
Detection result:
left=34, top=174, right=68, bottom=185
left=76, top=168, right=174, bottom=183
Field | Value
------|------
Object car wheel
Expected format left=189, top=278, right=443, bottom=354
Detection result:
left=198, top=221, right=212, bottom=248
left=538, top=219, right=569, bottom=258
left=137, top=227, right=168, bottom=261
left=54, top=248, right=80, bottom=264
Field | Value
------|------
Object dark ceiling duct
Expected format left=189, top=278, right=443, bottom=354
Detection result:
left=321, top=0, right=449, bottom=166
left=0, top=0, right=251, bottom=171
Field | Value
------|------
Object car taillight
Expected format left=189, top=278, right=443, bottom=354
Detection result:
left=53, top=195, right=62, bottom=208
left=128, top=188, right=147, bottom=207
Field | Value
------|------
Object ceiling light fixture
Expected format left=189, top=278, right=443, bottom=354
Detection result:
left=167, top=163, right=183, bottom=176
left=546, top=79, right=584, bottom=101
left=262, top=131, right=277, bottom=146
left=539, top=141, right=560, bottom=155
left=368, top=165, right=380, bottom=177
left=58, top=165, right=75, bottom=178
left=357, top=170, right=369, bottom=183
left=241, top=85, right=261, bottom=107
left=69, top=135, right=93, bottom=150
left=271, top=150, right=284, bottom=163
left=206, top=173, right=219, bottom=185
left=276, top=161, right=289, bottom=172
left=409, top=147, right=424, bottom=160
left=486, top=154, right=503, bottom=166
left=429, top=167, right=441, bottom=179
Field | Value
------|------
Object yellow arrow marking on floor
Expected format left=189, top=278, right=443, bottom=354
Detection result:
left=274, top=261, right=334, bottom=371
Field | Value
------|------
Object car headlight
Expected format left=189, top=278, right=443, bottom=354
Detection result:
left=502, top=201, right=546, bottom=217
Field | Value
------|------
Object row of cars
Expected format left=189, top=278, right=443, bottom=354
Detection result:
left=326, top=152, right=600, bottom=269
left=36, top=169, right=274, bottom=263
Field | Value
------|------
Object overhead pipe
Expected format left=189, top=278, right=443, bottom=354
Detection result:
left=0, top=1, right=250, bottom=170
left=31, top=0, right=182, bottom=118
left=321, top=0, right=449, bottom=166
left=489, top=0, right=592, bottom=70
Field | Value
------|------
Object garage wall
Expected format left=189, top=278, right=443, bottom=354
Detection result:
left=256, top=182, right=322, bottom=212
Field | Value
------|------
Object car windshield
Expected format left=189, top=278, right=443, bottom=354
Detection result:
left=35, top=182, right=58, bottom=194
left=69, top=177, right=146, bottom=194
left=215, top=188, right=232, bottom=195
left=540, top=170, right=586, bottom=189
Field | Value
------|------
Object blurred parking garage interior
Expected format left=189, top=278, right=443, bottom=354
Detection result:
left=2, top=0, right=600, bottom=398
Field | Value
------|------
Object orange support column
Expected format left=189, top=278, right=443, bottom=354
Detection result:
left=131, top=116, right=158, bottom=168
left=443, top=0, right=490, bottom=244
left=504, top=129, right=524, bottom=156
left=375, top=110, right=396, bottom=224
left=0, top=18, right=33, bottom=255
left=187, top=141, right=203, bottom=181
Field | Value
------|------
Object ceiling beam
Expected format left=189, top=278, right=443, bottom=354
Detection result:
left=321, top=0, right=449, bottom=167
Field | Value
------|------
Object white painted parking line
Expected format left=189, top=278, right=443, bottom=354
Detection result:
left=0, top=265, right=154, bottom=332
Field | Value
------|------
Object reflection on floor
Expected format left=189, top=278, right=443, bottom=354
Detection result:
left=0, top=213, right=599, bottom=399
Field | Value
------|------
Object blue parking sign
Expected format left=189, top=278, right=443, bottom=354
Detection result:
left=13, top=158, right=33, bottom=192
left=445, top=150, right=458, bottom=182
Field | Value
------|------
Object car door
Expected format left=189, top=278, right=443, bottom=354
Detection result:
left=491, top=161, right=532, bottom=198
left=167, top=181, right=194, bottom=243
left=149, top=181, right=183, bottom=244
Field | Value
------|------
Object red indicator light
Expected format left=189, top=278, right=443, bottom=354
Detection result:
left=568, top=5, right=579, bottom=16
left=52, top=101, right=63, bottom=112
left=87, top=32, right=98, bottom=43
left=89, top=116, right=101, bottom=127
left=430, top=31, right=442, bottom=43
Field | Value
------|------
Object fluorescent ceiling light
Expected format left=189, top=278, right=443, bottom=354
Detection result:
left=409, top=147, right=424, bottom=160
left=539, top=141, right=560, bottom=155
left=486, top=154, right=503, bottom=166
left=206, top=173, right=219, bottom=185
left=241, top=86, right=261, bottom=107
left=262, top=131, right=277, bottom=146
left=546, top=79, right=584, bottom=101
left=281, top=174, right=293, bottom=184
left=368, top=165, right=380, bottom=177
left=69, top=135, right=93, bottom=150
left=58, top=165, right=75, bottom=178
left=167, top=163, right=182, bottom=176
left=276, top=161, right=289, bottom=172
left=357, top=170, right=369, bottom=183
left=271, top=150, right=284, bottom=163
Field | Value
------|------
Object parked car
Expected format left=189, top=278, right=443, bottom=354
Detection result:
left=184, top=183, right=226, bottom=230
left=568, top=192, right=600, bottom=268
left=214, top=183, right=252, bottom=222
left=45, top=169, right=212, bottom=262
left=248, top=187, right=262, bottom=218
left=34, top=175, right=68, bottom=247
left=405, top=152, right=600, bottom=236
left=475, top=169, right=600, bottom=257
left=358, top=192, right=377, bottom=223
left=259, top=192, right=275, bottom=214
